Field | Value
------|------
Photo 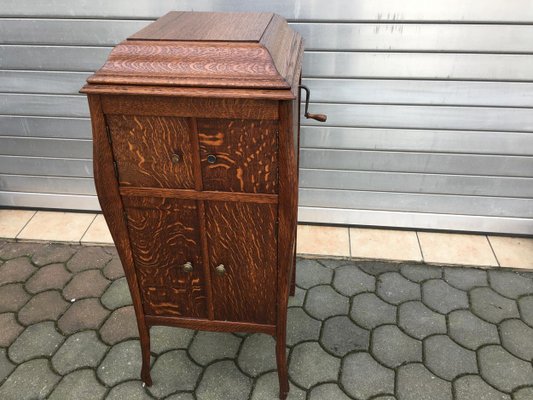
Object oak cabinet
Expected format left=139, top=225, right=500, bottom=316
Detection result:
left=81, top=11, right=324, bottom=399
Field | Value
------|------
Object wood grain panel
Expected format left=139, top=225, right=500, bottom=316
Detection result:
left=123, top=196, right=207, bottom=318
left=107, top=114, right=195, bottom=188
left=129, top=12, right=273, bottom=42
left=205, top=201, right=278, bottom=325
left=197, top=119, right=278, bottom=193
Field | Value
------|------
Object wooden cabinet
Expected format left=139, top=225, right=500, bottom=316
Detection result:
left=81, top=11, right=324, bottom=399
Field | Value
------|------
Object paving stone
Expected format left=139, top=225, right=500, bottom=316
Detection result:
left=0, top=257, right=36, bottom=285
left=342, top=352, right=395, bottom=400
left=101, top=277, right=132, bottom=309
left=25, top=263, right=72, bottom=294
left=500, top=319, right=533, bottom=361
left=67, top=246, right=112, bottom=273
left=237, top=333, right=276, bottom=377
left=304, top=285, right=349, bottom=320
left=102, top=256, right=125, bottom=280
left=289, top=342, right=340, bottom=389
left=197, top=360, right=252, bottom=400
left=422, top=279, right=469, bottom=314
left=372, top=325, right=422, bottom=368
left=400, top=263, right=442, bottom=283
left=190, top=331, right=241, bottom=366
left=443, top=267, right=488, bottom=290
left=478, top=345, right=533, bottom=392
left=295, top=259, right=333, bottom=289
left=350, top=292, right=397, bottom=329
left=32, top=243, right=77, bottom=266
left=518, top=295, right=533, bottom=327
left=97, top=340, right=143, bottom=386
left=470, top=287, right=519, bottom=323
left=489, top=270, right=533, bottom=299
left=286, top=307, right=321, bottom=346
left=18, top=290, right=69, bottom=325
left=321, top=315, right=369, bottom=356
left=376, top=272, right=421, bottom=305
left=0, top=348, right=15, bottom=383
left=288, top=286, right=305, bottom=307
left=52, top=330, right=108, bottom=374
left=333, top=265, right=375, bottom=296
left=166, top=394, right=195, bottom=400
left=454, top=375, right=510, bottom=400
left=49, top=369, right=106, bottom=400
left=0, top=358, right=60, bottom=400
left=318, top=259, right=353, bottom=269
left=63, top=269, right=110, bottom=300
left=99, top=305, right=139, bottom=345
left=106, top=381, right=153, bottom=400
left=58, top=298, right=109, bottom=334
left=358, top=260, right=400, bottom=276
left=148, top=350, right=201, bottom=397
left=251, top=371, right=306, bottom=400
left=0, top=312, right=24, bottom=347
left=150, top=325, right=195, bottom=354
left=514, top=387, right=533, bottom=400
left=423, top=335, right=477, bottom=380
left=308, top=383, right=351, bottom=400
left=8, top=321, right=65, bottom=363
left=0, top=283, right=30, bottom=312
left=0, top=242, right=43, bottom=260
left=397, top=363, right=452, bottom=400
left=398, top=301, right=446, bottom=339
left=448, top=310, right=500, bottom=350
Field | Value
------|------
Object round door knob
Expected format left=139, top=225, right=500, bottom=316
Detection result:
left=215, top=264, right=226, bottom=276
left=171, top=153, right=181, bottom=164
left=207, top=154, right=217, bottom=164
left=182, top=262, right=193, bottom=273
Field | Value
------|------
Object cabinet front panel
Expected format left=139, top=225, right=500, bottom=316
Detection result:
left=107, top=114, right=195, bottom=189
left=205, top=201, right=278, bottom=325
left=198, top=119, right=278, bottom=194
left=123, top=196, right=207, bottom=318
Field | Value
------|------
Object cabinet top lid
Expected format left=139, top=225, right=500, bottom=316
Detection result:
left=83, top=11, right=303, bottom=94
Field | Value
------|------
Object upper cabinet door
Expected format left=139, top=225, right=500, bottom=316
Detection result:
left=107, top=115, right=195, bottom=189
left=198, top=119, right=278, bottom=194
left=205, top=201, right=278, bottom=325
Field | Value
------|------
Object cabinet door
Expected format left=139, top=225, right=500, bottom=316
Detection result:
left=205, top=201, right=278, bottom=325
left=197, top=118, right=278, bottom=194
left=107, top=115, right=195, bottom=189
left=123, top=196, right=207, bottom=318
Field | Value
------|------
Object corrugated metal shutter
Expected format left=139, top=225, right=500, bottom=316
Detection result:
left=1, top=0, right=532, bottom=235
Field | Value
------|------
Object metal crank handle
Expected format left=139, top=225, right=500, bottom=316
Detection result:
left=299, top=85, right=328, bottom=122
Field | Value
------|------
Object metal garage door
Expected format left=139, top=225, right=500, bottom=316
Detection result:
left=1, top=0, right=532, bottom=235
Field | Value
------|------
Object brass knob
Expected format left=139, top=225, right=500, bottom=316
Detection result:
left=215, top=264, right=225, bottom=276
left=171, top=153, right=181, bottom=164
left=182, top=262, right=193, bottom=273
left=207, top=154, right=217, bottom=164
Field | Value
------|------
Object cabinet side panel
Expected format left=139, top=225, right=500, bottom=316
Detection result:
left=107, top=114, right=195, bottom=189
left=123, top=196, right=208, bottom=318
left=206, top=201, right=277, bottom=325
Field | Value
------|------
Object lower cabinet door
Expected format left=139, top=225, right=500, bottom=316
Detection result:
left=205, top=201, right=278, bottom=325
left=123, top=196, right=208, bottom=318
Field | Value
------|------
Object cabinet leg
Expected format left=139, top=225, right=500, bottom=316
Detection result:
left=276, top=333, right=289, bottom=400
left=140, top=324, right=152, bottom=386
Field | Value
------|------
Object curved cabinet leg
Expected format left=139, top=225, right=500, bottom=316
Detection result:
left=276, top=332, right=289, bottom=400
left=140, top=325, right=152, bottom=386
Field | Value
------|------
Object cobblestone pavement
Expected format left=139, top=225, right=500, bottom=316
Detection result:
left=1, top=241, right=533, bottom=399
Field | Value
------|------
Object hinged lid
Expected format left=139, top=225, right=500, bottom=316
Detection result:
left=82, top=11, right=303, bottom=96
